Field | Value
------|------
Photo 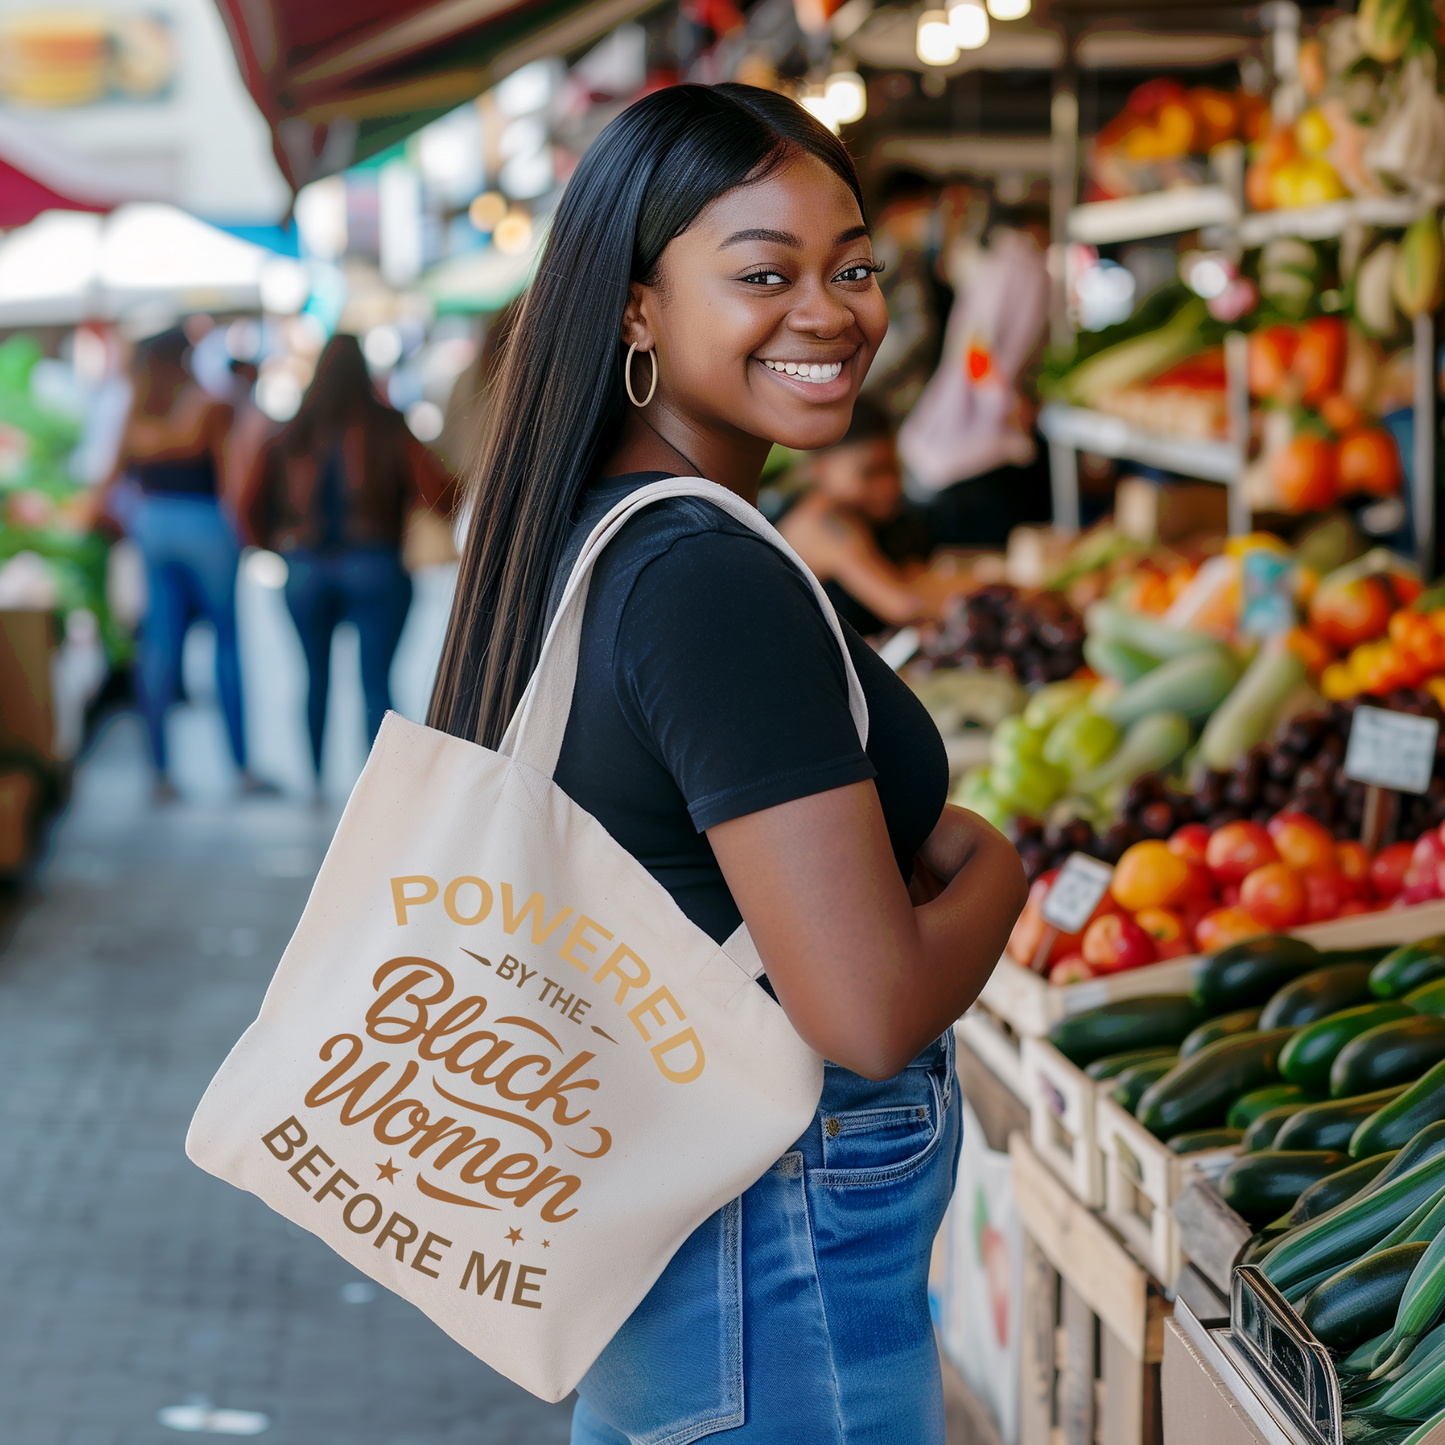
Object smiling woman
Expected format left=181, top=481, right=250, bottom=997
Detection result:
left=429, top=84, right=1025, bottom=1445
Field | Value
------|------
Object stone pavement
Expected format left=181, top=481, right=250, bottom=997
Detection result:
left=0, top=714, right=575, bottom=1445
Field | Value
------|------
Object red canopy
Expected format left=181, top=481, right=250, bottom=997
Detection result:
left=0, top=154, right=107, bottom=229
left=213, top=0, right=660, bottom=191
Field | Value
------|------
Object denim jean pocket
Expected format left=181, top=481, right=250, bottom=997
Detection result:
left=576, top=1196, right=743, bottom=1445
left=812, top=1068, right=948, bottom=1189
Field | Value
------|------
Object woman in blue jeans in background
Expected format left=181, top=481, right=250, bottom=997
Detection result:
left=427, top=85, right=1026, bottom=1443
left=117, top=328, right=261, bottom=799
left=243, top=335, right=456, bottom=784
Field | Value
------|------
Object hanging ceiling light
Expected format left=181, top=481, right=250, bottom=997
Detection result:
left=986, top=0, right=1030, bottom=17
left=948, top=0, right=990, bottom=49
left=916, top=10, right=959, bottom=65
left=800, top=89, right=840, bottom=134
left=825, top=71, right=867, bottom=125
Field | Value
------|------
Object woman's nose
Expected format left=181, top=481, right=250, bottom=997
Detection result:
left=785, top=279, right=854, bottom=338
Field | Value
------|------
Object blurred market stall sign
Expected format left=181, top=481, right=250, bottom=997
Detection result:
left=214, top=0, right=669, bottom=190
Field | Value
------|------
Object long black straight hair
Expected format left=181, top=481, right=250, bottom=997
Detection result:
left=427, top=83, right=866, bottom=748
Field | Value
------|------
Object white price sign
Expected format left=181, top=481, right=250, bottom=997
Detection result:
left=1040, top=853, right=1115, bottom=934
left=1343, top=705, right=1440, bottom=795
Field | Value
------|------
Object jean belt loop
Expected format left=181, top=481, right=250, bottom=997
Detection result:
left=941, top=1026, right=954, bottom=1107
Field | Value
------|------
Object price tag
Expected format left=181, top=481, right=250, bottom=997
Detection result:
left=1343, top=705, right=1440, bottom=795
left=1040, top=853, right=1115, bottom=934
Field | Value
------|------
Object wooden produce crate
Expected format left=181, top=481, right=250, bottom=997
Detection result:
left=1172, top=1174, right=1252, bottom=1300
left=1021, top=1035, right=1103, bottom=1207
left=1013, top=1133, right=1170, bottom=1445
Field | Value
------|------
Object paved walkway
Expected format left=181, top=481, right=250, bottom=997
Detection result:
left=0, top=713, right=575, bottom=1444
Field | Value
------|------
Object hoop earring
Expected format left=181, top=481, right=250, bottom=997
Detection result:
left=624, top=343, right=658, bottom=408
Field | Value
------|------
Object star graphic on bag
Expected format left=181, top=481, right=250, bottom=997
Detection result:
left=375, top=1159, right=400, bottom=1183
left=506, top=1227, right=523, bottom=1244
left=541, top=1240, right=550, bottom=1249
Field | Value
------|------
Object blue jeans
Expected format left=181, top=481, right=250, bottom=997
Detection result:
left=131, top=494, right=245, bottom=774
left=571, top=1033, right=960, bottom=1445
left=282, top=546, right=412, bottom=772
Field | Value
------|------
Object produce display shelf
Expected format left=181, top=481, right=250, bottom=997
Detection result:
left=1038, top=403, right=1239, bottom=485
left=1023, top=1034, right=1105, bottom=1207
left=1068, top=185, right=1240, bottom=246
left=1236, top=194, right=1437, bottom=248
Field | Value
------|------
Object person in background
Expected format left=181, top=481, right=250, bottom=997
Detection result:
left=115, top=327, right=257, bottom=800
left=776, top=397, right=969, bottom=634
left=242, top=334, right=458, bottom=785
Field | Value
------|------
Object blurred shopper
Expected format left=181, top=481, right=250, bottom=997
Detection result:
left=243, top=335, right=457, bottom=782
left=777, top=397, right=966, bottom=634
left=115, top=327, right=254, bottom=798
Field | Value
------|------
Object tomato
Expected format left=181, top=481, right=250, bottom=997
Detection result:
left=1320, top=394, right=1365, bottom=433
left=1179, top=894, right=1215, bottom=947
left=1189, top=88, right=1239, bottom=149
left=1337, top=427, right=1402, bottom=497
left=1206, top=821, right=1280, bottom=882
left=1049, top=954, right=1095, bottom=985
left=1369, top=841, right=1414, bottom=899
left=1112, top=840, right=1192, bottom=912
left=1126, top=77, right=1188, bottom=115
left=1248, top=324, right=1299, bottom=399
left=1135, top=907, right=1193, bottom=960
left=1301, top=869, right=1350, bottom=923
left=1082, top=913, right=1158, bottom=973
left=1293, top=318, right=1347, bottom=403
left=1167, top=822, right=1212, bottom=866
left=1008, top=868, right=1116, bottom=967
left=1310, top=575, right=1396, bottom=649
left=1334, top=840, right=1374, bottom=899
left=1276, top=435, right=1338, bottom=512
left=1195, top=906, right=1269, bottom=953
left=1267, top=812, right=1337, bottom=873
left=1240, top=863, right=1307, bottom=929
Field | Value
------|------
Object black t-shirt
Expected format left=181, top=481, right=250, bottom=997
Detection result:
left=550, top=474, right=949, bottom=944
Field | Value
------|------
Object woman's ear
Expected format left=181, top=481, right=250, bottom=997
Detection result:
left=620, top=282, right=655, bottom=351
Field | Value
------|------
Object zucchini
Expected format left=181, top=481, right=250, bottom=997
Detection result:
left=1228, top=1084, right=1320, bottom=1131
left=1354, top=1076, right=1445, bottom=1160
left=1288, top=1153, right=1399, bottom=1226
left=1280, top=1002, right=1416, bottom=1093
left=1137, top=1029, right=1295, bottom=1138
left=1082, top=636, right=1158, bottom=685
left=1179, top=1008, right=1264, bottom=1060
left=1047, top=995, right=1209, bottom=1067
left=1094, top=645, right=1241, bottom=729
left=1276, top=1089, right=1408, bottom=1153
left=1372, top=938, right=1445, bottom=1000
left=1263, top=1152, right=1445, bottom=1292
left=1169, top=1128, right=1244, bottom=1154
left=1085, top=1046, right=1178, bottom=1080
left=1198, top=639, right=1306, bottom=772
left=1302, top=1243, right=1430, bottom=1350
left=1192, top=935, right=1324, bottom=1013
left=1358, top=1123, right=1445, bottom=1188
left=1373, top=1199, right=1445, bottom=1377
left=1082, top=597, right=1218, bottom=662
left=1408, top=978, right=1445, bottom=1017
left=1222, top=1150, right=1349, bottom=1225
left=1325, top=947, right=1400, bottom=968
left=1244, top=1104, right=1311, bottom=1152
left=1261, top=964, right=1374, bottom=1030
left=1112, top=1057, right=1179, bottom=1113
left=1332, top=1016, right=1445, bottom=1099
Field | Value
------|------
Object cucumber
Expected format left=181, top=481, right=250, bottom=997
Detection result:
left=1085, top=1046, right=1178, bottom=1080
left=1407, top=978, right=1445, bottom=1017
left=1288, top=1153, right=1399, bottom=1225
left=1332, top=1016, right=1445, bottom=1098
left=1094, top=645, right=1241, bottom=728
left=1082, top=599, right=1219, bottom=662
left=1136, top=1029, right=1295, bottom=1138
left=1047, top=995, right=1209, bottom=1067
left=1245, top=1104, right=1312, bottom=1152
left=1082, top=636, right=1158, bottom=685
left=1372, top=938, right=1445, bottom=1000
left=1357, top=1122, right=1445, bottom=1185
left=1228, top=1084, right=1320, bottom=1131
left=1221, top=1150, right=1349, bottom=1225
left=1277, top=1089, right=1408, bottom=1153
left=1263, top=1152, right=1445, bottom=1292
left=1281, top=1002, right=1417, bottom=1093
left=1261, top=964, right=1375, bottom=1030
left=1179, top=1008, right=1264, bottom=1060
left=1354, top=1075, right=1445, bottom=1160
left=1192, top=935, right=1324, bottom=1013
left=1301, top=1243, right=1431, bottom=1350
left=1169, top=1128, right=1244, bottom=1154
left=1112, top=1057, right=1179, bottom=1113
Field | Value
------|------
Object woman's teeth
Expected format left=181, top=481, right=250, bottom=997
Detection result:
left=761, top=359, right=843, bottom=383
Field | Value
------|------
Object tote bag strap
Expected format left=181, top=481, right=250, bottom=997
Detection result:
left=498, top=477, right=869, bottom=779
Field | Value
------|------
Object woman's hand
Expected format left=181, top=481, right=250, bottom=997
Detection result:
left=708, top=788, right=1026, bottom=1080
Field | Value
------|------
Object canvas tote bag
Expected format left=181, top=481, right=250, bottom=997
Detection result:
left=186, top=478, right=869, bottom=1402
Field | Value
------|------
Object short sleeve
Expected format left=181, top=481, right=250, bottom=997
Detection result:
left=615, top=528, right=876, bottom=832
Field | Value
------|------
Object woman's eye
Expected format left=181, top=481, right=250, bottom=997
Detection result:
left=741, top=270, right=788, bottom=286
left=835, top=262, right=882, bottom=283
